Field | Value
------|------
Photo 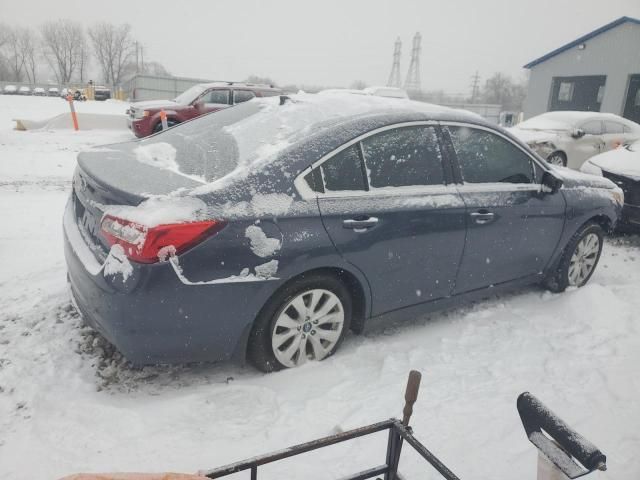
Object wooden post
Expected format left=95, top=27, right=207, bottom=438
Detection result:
left=403, top=370, right=422, bottom=426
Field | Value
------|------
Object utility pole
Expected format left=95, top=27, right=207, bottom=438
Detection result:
left=387, top=37, right=402, bottom=88
left=135, top=41, right=139, bottom=74
left=470, top=71, right=481, bottom=103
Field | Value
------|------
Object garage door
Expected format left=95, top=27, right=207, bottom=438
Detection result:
left=549, top=76, right=607, bottom=112
left=623, top=74, right=640, bottom=124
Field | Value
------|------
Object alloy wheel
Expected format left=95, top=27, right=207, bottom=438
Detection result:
left=271, top=289, right=345, bottom=368
left=568, top=233, right=600, bottom=286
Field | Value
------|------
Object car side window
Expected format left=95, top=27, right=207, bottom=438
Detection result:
left=233, top=90, right=256, bottom=104
left=360, top=126, right=444, bottom=188
left=604, top=121, right=624, bottom=134
left=447, top=126, right=534, bottom=184
left=200, top=89, right=230, bottom=105
left=581, top=121, right=603, bottom=135
left=320, top=144, right=367, bottom=192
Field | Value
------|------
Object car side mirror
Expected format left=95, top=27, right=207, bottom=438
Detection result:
left=571, top=128, right=585, bottom=139
left=542, top=171, right=563, bottom=193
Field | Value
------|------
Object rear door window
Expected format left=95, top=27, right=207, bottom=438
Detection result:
left=581, top=121, right=603, bottom=135
left=233, top=90, right=256, bottom=104
left=447, top=126, right=534, bottom=184
left=360, top=126, right=444, bottom=188
left=604, top=121, right=624, bottom=134
left=320, top=144, right=367, bottom=192
left=200, top=89, right=230, bottom=105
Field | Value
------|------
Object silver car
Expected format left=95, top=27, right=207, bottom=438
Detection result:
left=510, top=111, right=640, bottom=169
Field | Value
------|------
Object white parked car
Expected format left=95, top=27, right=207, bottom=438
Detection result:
left=581, top=140, right=640, bottom=230
left=510, top=111, right=640, bottom=169
left=18, top=86, right=31, bottom=95
left=319, top=86, right=410, bottom=99
left=362, top=86, right=409, bottom=99
left=33, top=87, right=46, bottom=96
left=48, top=87, right=59, bottom=97
left=3, top=85, right=18, bottom=95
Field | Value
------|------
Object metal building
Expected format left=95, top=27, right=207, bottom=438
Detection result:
left=121, top=74, right=217, bottom=101
left=522, top=16, right=640, bottom=123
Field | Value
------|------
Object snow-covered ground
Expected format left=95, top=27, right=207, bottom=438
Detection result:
left=1, top=95, right=639, bottom=480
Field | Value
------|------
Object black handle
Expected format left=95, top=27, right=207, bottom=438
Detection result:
left=517, top=392, right=606, bottom=477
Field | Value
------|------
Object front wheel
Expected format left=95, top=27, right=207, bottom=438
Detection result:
left=545, top=222, right=604, bottom=292
left=248, top=275, right=352, bottom=372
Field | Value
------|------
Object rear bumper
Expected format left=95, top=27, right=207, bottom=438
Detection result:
left=63, top=201, right=263, bottom=365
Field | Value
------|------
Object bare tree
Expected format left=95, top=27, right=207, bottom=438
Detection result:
left=77, top=35, right=89, bottom=83
left=5, top=27, right=27, bottom=82
left=41, top=20, right=84, bottom=83
left=88, top=22, right=135, bottom=86
left=18, top=29, right=38, bottom=83
left=481, top=72, right=528, bottom=111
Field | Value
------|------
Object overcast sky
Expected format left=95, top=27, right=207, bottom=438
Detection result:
left=2, top=0, right=640, bottom=92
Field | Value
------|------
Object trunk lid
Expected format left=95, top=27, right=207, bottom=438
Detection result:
left=73, top=143, right=205, bottom=260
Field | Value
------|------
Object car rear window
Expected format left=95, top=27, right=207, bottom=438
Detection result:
left=138, top=102, right=263, bottom=182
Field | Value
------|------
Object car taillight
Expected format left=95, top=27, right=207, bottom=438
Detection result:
left=100, top=215, right=225, bottom=264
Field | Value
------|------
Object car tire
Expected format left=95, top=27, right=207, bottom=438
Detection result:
left=544, top=222, right=604, bottom=293
left=153, top=119, right=178, bottom=133
left=547, top=151, right=567, bottom=167
left=247, top=273, right=352, bottom=372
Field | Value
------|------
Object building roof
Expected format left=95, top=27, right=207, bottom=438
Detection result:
left=523, top=16, right=640, bottom=69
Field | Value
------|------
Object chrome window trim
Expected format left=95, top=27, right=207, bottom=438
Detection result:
left=294, top=121, right=441, bottom=200
left=440, top=121, right=548, bottom=187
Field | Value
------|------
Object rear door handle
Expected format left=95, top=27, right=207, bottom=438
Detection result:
left=343, top=217, right=379, bottom=230
left=470, top=211, right=495, bottom=225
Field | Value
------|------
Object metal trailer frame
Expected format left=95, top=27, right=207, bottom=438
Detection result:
left=202, top=371, right=607, bottom=480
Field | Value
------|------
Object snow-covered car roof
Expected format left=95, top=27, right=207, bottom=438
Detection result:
left=80, top=92, right=485, bottom=198
left=518, top=111, right=640, bottom=131
left=589, top=140, right=640, bottom=180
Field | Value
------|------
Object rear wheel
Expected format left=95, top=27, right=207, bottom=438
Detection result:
left=248, top=274, right=352, bottom=372
left=544, top=222, right=604, bottom=292
left=547, top=151, right=567, bottom=167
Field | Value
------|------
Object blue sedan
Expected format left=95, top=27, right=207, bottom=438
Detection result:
left=63, top=94, right=623, bottom=371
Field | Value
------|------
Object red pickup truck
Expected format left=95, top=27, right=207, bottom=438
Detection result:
left=127, top=82, right=282, bottom=138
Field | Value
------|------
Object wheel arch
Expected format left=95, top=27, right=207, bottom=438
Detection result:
left=547, top=150, right=567, bottom=165
left=233, top=265, right=370, bottom=365
left=587, top=213, right=613, bottom=233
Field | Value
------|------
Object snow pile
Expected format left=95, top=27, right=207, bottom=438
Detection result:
left=245, top=225, right=281, bottom=258
left=169, top=256, right=279, bottom=284
left=102, top=245, right=134, bottom=281
left=104, top=197, right=208, bottom=227
left=134, top=142, right=178, bottom=170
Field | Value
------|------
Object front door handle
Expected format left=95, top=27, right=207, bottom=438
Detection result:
left=343, top=217, right=379, bottom=230
left=470, top=211, right=495, bottom=225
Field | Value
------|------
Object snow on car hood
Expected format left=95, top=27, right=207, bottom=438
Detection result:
left=589, top=144, right=640, bottom=181
left=130, top=99, right=180, bottom=110
left=509, top=127, right=563, bottom=144
left=548, top=164, right=617, bottom=190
